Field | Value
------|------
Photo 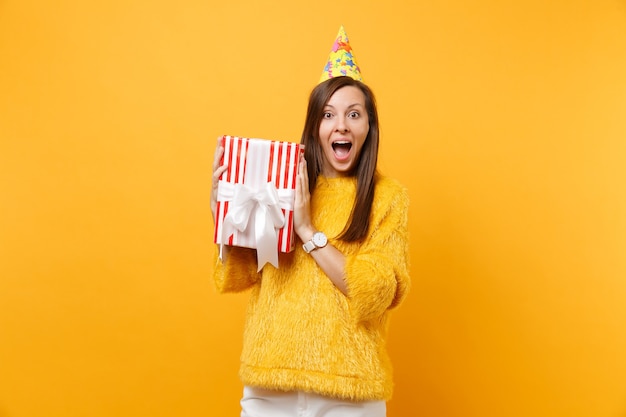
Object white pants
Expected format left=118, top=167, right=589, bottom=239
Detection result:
left=240, top=386, right=386, bottom=417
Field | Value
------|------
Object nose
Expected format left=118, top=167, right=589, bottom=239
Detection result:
left=335, top=117, right=349, bottom=133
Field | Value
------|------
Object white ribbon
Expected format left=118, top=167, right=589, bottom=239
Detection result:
left=218, top=180, right=295, bottom=271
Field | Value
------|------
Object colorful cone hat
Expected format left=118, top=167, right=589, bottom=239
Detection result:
left=319, top=25, right=363, bottom=83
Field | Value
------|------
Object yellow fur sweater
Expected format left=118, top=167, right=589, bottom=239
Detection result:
left=213, top=175, right=410, bottom=401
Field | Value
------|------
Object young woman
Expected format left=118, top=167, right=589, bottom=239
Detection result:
left=210, top=76, right=410, bottom=417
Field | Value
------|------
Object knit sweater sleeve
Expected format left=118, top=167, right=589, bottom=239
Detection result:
left=343, top=179, right=410, bottom=323
left=213, top=246, right=261, bottom=293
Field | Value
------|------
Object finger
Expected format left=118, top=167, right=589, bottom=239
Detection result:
left=212, top=140, right=225, bottom=171
left=299, top=158, right=308, bottom=195
left=213, top=148, right=224, bottom=171
left=213, top=165, right=228, bottom=187
left=296, top=160, right=303, bottom=196
left=300, top=158, right=308, bottom=184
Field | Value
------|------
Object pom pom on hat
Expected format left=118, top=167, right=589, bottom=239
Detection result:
left=319, top=25, right=363, bottom=83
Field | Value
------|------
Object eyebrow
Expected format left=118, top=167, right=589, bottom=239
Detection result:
left=323, top=103, right=365, bottom=109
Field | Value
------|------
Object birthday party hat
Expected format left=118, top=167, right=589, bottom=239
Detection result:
left=319, top=25, right=363, bottom=83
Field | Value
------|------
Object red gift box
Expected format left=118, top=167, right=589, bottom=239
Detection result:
left=214, top=135, right=304, bottom=270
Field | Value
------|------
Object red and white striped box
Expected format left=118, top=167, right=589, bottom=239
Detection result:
left=213, top=135, right=304, bottom=269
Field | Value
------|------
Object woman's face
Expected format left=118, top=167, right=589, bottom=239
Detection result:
left=318, top=85, right=370, bottom=177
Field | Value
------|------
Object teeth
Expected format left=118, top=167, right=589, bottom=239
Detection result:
left=332, top=141, right=352, bottom=155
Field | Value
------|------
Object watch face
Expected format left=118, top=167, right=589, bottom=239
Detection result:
left=312, top=232, right=327, bottom=247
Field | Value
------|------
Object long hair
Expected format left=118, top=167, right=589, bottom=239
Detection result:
left=300, top=76, right=380, bottom=242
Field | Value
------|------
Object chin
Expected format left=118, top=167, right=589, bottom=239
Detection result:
left=331, top=163, right=357, bottom=176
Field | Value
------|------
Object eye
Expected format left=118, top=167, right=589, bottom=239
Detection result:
left=322, top=112, right=333, bottom=119
left=348, top=111, right=360, bottom=118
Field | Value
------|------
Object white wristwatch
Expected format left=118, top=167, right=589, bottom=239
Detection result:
left=302, top=231, right=328, bottom=253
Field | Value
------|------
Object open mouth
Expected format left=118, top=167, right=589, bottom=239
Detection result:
left=332, top=140, right=352, bottom=158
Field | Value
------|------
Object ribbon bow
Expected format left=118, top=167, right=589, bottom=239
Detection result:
left=219, top=181, right=293, bottom=271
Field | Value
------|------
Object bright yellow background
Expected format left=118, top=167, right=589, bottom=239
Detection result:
left=1, top=0, right=625, bottom=416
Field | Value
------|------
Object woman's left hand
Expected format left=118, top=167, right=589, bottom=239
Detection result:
left=294, top=155, right=315, bottom=242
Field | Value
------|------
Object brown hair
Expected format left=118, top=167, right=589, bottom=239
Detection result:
left=300, top=76, right=380, bottom=242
